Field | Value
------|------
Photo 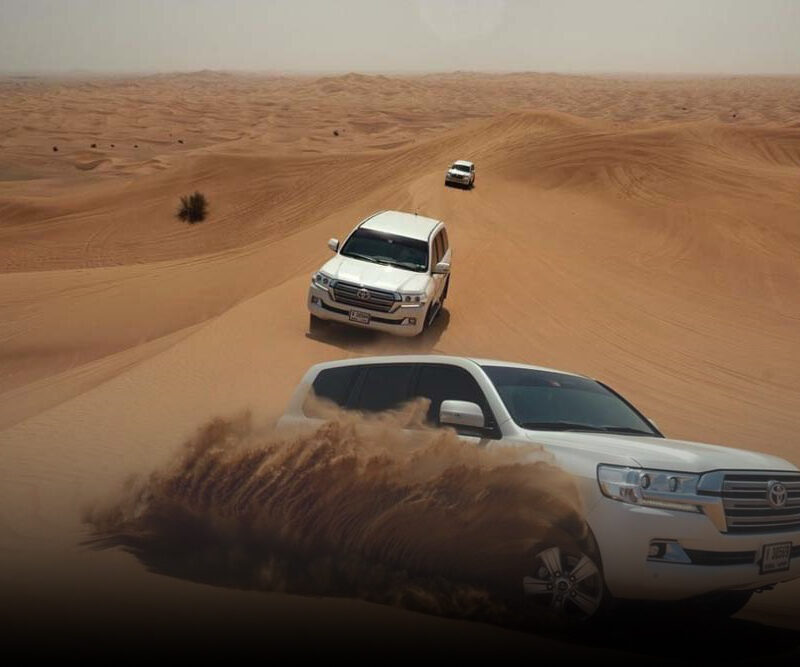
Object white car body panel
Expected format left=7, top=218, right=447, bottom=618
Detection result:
left=318, top=255, right=432, bottom=294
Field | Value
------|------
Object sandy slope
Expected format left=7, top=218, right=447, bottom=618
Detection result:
left=1, top=72, right=800, bottom=657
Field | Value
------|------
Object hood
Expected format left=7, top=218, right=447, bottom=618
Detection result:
left=523, top=431, right=797, bottom=473
left=448, top=169, right=468, bottom=176
left=321, top=255, right=430, bottom=292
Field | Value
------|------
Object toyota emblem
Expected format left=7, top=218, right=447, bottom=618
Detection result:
left=357, top=288, right=370, bottom=300
left=767, top=480, right=788, bottom=508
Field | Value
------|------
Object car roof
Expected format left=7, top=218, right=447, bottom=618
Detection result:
left=307, top=354, right=586, bottom=379
left=359, top=210, right=442, bottom=242
left=452, top=160, right=474, bottom=167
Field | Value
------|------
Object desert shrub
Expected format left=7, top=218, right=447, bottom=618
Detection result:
left=177, top=191, right=208, bottom=224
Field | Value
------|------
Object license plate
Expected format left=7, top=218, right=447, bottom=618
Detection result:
left=760, top=541, right=792, bottom=575
left=349, top=310, right=370, bottom=325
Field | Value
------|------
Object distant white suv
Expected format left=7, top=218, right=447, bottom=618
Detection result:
left=445, top=160, right=475, bottom=188
left=279, top=355, right=800, bottom=621
left=308, top=211, right=451, bottom=337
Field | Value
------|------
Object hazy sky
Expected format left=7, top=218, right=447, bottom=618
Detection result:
left=2, top=0, right=799, bottom=74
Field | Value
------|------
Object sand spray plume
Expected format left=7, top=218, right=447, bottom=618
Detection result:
left=85, top=398, right=587, bottom=624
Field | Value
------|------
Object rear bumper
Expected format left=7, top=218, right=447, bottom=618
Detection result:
left=588, top=499, right=800, bottom=600
left=308, top=284, right=426, bottom=337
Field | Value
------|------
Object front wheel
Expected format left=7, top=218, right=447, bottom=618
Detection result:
left=422, top=301, right=441, bottom=331
left=523, top=541, right=607, bottom=624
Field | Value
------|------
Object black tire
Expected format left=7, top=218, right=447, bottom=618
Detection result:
left=422, top=301, right=440, bottom=331
left=442, top=276, right=450, bottom=301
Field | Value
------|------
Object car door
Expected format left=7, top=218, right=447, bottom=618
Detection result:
left=411, top=363, right=500, bottom=446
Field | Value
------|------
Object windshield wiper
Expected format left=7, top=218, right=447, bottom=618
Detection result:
left=388, top=261, right=424, bottom=271
left=520, top=421, right=654, bottom=436
left=520, top=421, right=607, bottom=432
left=599, top=426, right=654, bottom=436
left=343, top=252, right=380, bottom=264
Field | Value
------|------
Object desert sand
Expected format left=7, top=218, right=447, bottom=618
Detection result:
left=1, top=71, right=799, bottom=658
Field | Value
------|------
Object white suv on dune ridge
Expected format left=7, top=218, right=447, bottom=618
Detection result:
left=308, top=211, right=451, bottom=337
left=279, top=355, right=800, bottom=621
left=445, top=160, right=475, bottom=188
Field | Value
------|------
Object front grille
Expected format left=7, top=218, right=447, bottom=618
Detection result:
left=721, top=472, right=800, bottom=533
left=331, top=281, right=397, bottom=313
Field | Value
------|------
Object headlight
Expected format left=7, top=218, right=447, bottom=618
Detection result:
left=311, top=272, right=333, bottom=289
left=399, top=292, right=426, bottom=305
left=597, top=465, right=702, bottom=513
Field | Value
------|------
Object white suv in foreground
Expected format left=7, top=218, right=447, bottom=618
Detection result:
left=279, top=355, right=800, bottom=621
left=308, top=211, right=451, bottom=337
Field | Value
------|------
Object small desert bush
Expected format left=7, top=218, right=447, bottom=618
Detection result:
left=177, top=191, right=208, bottom=223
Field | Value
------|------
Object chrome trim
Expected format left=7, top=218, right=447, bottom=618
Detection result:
left=331, top=280, right=399, bottom=313
left=698, top=470, right=800, bottom=534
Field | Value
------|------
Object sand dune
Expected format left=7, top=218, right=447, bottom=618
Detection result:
left=1, top=72, right=800, bottom=656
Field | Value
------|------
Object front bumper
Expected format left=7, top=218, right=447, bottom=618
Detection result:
left=445, top=173, right=470, bottom=186
left=588, top=499, right=800, bottom=600
left=308, top=284, right=426, bottom=337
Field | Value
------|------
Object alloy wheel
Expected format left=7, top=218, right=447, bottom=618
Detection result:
left=523, top=546, right=604, bottom=621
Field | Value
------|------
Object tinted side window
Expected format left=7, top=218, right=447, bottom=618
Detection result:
left=306, top=366, right=361, bottom=416
left=413, top=364, right=497, bottom=436
left=352, top=364, right=415, bottom=412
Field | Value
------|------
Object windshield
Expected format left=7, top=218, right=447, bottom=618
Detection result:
left=452, top=164, right=470, bottom=172
left=340, top=228, right=429, bottom=272
left=482, top=365, right=660, bottom=436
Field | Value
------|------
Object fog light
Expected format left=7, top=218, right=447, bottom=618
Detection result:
left=407, top=318, right=416, bottom=325
left=647, top=540, right=691, bottom=564
left=310, top=296, right=321, bottom=305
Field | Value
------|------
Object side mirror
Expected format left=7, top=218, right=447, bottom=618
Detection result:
left=432, top=261, right=450, bottom=275
left=328, top=238, right=339, bottom=252
left=440, top=400, right=484, bottom=429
